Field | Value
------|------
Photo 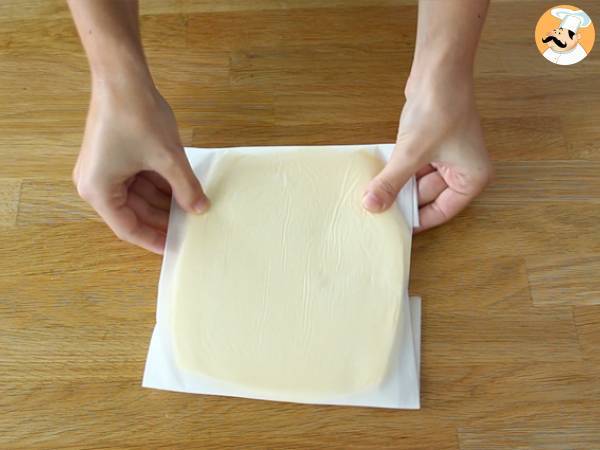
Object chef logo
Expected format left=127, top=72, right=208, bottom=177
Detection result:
left=535, top=5, right=595, bottom=65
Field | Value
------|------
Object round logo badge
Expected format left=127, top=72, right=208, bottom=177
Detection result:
left=535, top=4, right=595, bottom=65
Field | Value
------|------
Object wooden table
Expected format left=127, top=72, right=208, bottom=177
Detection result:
left=2, top=1, right=599, bottom=448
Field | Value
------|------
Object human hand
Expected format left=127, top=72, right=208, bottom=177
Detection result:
left=73, top=82, right=209, bottom=254
left=362, top=78, right=493, bottom=232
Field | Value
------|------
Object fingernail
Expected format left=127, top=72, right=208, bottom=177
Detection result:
left=193, top=198, right=210, bottom=214
left=362, top=192, right=383, bottom=212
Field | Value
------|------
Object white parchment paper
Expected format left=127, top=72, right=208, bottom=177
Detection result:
left=143, top=144, right=421, bottom=409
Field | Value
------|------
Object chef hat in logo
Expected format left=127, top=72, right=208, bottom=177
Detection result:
left=551, top=7, right=592, bottom=33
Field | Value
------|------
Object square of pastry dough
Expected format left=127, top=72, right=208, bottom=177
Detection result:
left=171, top=148, right=410, bottom=399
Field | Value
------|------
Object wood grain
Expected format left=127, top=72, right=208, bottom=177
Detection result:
left=573, top=306, right=600, bottom=375
left=1, top=1, right=599, bottom=449
left=527, top=255, right=600, bottom=306
left=474, top=161, right=600, bottom=204
left=17, top=179, right=98, bottom=225
left=0, top=178, right=21, bottom=226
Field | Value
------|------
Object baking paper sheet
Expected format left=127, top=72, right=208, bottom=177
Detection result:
left=143, top=144, right=421, bottom=409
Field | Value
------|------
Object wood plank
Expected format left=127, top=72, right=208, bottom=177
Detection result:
left=573, top=306, right=600, bottom=374
left=179, top=126, right=193, bottom=146
left=169, top=87, right=276, bottom=130
left=410, top=255, right=532, bottom=312
left=2, top=0, right=570, bottom=23
left=0, top=0, right=420, bottom=23
left=0, top=178, right=21, bottom=226
left=229, top=45, right=410, bottom=90
left=482, top=116, right=570, bottom=161
left=458, top=399, right=600, bottom=430
left=562, top=113, right=600, bottom=160
left=527, top=255, right=600, bottom=306
left=186, top=6, right=417, bottom=51
left=457, top=398, right=600, bottom=450
left=423, top=361, right=600, bottom=422
left=412, top=203, right=600, bottom=261
left=0, top=381, right=459, bottom=450
left=411, top=256, right=582, bottom=367
left=193, top=120, right=398, bottom=148
left=0, top=270, right=155, bottom=382
left=0, top=12, right=194, bottom=62
left=274, top=89, right=403, bottom=126
left=0, top=222, right=162, bottom=277
left=476, top=75, right=600, bottom=120
left=421, top=300, right=581, bottom=365
left=459, top=425, right=600, bottom=450
left=17, top=179, right=98, bottom=225
left=0, top=131, right=81, bottom=178
left=474, top=161, right=600, bottom=205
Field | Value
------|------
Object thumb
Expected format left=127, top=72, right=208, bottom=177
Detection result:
left=154, top=151, right=210, bottom=214
left=362, top=148, right=422, bottom=213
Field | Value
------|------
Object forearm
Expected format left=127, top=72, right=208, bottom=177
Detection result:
left=68, top=0, right=153, bottom=90
left=408, top=0, right=489, bottom=92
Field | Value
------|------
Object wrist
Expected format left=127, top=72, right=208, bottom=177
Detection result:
left=405, top=31, right=476, bottom=99
left=91, top=64, right=157, bottom=106
left=89, top=44, right=154, bottom=92
left=90, top=74, right=160, bottom=117
left=405, top=55, right=474, bottom=101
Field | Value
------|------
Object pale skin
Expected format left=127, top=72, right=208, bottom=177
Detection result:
left=68, top=0, right=493, bottom=255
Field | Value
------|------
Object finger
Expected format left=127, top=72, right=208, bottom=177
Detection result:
left=139, top=171, right=172, bottom=195
left=362, top=146, right=423, bottom=213
left=126, top=191, right=169, bottom=232
left=417, top=171, right=447, bottom=206
left=94, top=194, right=166, bottom=254
left=152, top=151, right=210, bottom=214
left=416, top=164, right=435, bottom=180
left=416, top=188, right=473, bottom=233
left=130, top=176, right=171, bottom=211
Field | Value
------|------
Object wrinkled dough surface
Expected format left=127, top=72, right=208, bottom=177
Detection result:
left=172, top=149, right=410, bottom=399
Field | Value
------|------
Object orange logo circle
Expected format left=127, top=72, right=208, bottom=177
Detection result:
left=535, top=4, right=595, bottom=65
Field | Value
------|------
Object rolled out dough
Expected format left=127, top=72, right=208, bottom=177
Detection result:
left=172, top=149, right=410, bottom=399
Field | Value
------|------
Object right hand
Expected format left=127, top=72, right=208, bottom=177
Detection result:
left=73, top=82, right=209, bottom=254
left=362, top=75, right=493, bottom=232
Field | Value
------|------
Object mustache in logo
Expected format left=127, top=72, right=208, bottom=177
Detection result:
left=542, top=35, right=567, bottom=48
